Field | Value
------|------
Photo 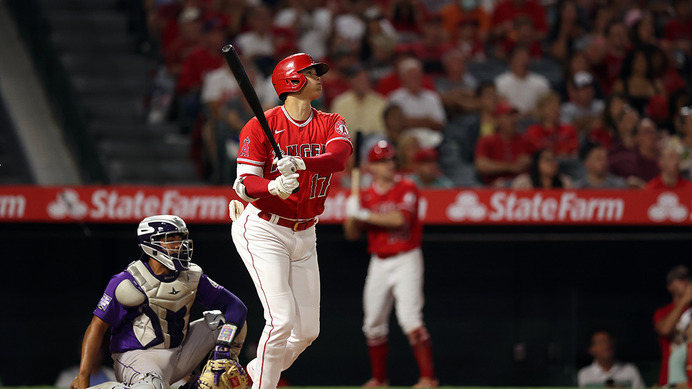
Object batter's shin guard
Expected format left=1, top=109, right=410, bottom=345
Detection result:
left=408, top=328, right=435, bottom=379
left=367, top=337, right=389, bottom=382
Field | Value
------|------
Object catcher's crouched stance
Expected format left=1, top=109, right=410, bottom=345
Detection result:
left=71, top=215, right=249, bottom=389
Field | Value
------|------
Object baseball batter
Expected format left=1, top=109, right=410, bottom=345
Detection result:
left=344, top=141, right=437, bottom=388
left=71, top=215, right=248, bottom=389
left=230, top=53, right=352, bottom=389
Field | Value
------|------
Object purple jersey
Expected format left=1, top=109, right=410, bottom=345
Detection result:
left=94, top=260, right=247, bottom=353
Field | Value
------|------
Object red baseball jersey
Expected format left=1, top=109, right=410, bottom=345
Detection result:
left=237, top=105, right=351, bottom=219
left=360, top=176, right=422, bottom=257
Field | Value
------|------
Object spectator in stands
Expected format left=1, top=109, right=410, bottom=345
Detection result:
left=663, top=0, right=692, bottom=61
left=321, top=48, right=362, bottom=110
left=547, top=0, right=587, bottom=65
left=454, top=16, right=487, bottom=60
left=376, top=52, right=437, bottom=97
left=409, top=148, right=454, bottom=188
left=434, top=48, right=479, bottom=120
left=388, top=58, right=447, bottom=148
left=161, top=6, right=203, bottom=78
left=668, top=320, right=692, bottom=387
left=587, top=93, right=628, bottom=150
left=573, top=141, right=626, bottom=189
left=669, top=105, right=692, bottom=179
left=397, top=133, right=421, bottom=176
left=496, top=15, right=542, bottom=61
left=646, top=44, right=687, bottom=98
left=577, top=330, right=645, bottom=388
left=234, top=5, right=277, bottom=76
left=387, top=0, right=424, bottom=43
left=176, top=18, right=227, bottom=132
left=612, top=47, right=666, bottom=117
left=628, top=11, right=658, bottom=50
left=273, top=0, right=332, bottom=61
left=363, top=31, right=398, bottom=86
left=609, top=117, right=661, bottom=188
left=439, top=0, right=490, bottom=44
left=654, top=265, right=692, bottom=387
left=494, top=45, right=550, bottom=116
left=588, top=21, right=630, bottom=96
left=645, top=142, right=692, bottom=190
left=608, top=103, right=640, bottom=159
left=557, top=50, right=602, bottom=103
left=408, top=15, right=455, bottom=76
left=561, top=71, right=605, bottom=137
left=438, top=81, right=497, bottom=186
left=330, top=64, right=388, bottom=137
left=490, top=0, right=548, bottom=50
left=474, top=101, right=532, bottom=186
left=331, top=0, right=371, bottom=54
left=525, top=91, right=578, bottom=158
left=511, top=148, right=573, bottom=189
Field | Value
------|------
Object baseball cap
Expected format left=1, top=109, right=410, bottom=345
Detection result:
left=681, top=106, right=692, bottom=117
left=414, top=148, right=438, bottom=163
left=573, top=71, right=594, bottom=89
left=179, top=7, right=201, bottom=23
left=493, top=101, right=518, bottom=116
left=667, top=265, right=689, bottom=285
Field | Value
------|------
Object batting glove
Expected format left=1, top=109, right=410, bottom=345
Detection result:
left=345, top=195, right=371, bottom=221
left=268, top=173, right=299, bottom=199
left=274, top=156, right=306, bottom=176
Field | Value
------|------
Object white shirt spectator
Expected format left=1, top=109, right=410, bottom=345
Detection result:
left=495, top=71, right=550, bottom=114
left=201, top=67, right=277, bottom=107
left=577, top=361, right=645, bottom=388
left=389, top=87, right=446, bottom=148
left=235, top=32, right=275, bottom=61
left=561, top=100, right=605, bottom=125
left=274, top=7, right=332, bottom=60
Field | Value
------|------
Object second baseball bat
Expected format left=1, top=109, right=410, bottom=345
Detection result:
left=351, top=131, right=363, bottom=197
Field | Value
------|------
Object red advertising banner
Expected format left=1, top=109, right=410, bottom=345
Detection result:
left=1, top=186, right=691, bottom=225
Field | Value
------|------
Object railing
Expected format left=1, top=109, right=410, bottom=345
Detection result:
left=5, top=0, right=109, bottom=184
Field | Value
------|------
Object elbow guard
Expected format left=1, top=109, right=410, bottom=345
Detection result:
left=233, top=176, right=259, bottom=203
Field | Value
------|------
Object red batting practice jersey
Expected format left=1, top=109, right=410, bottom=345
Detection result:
left=238, top=105, right=352, bottom=219
left=360, top=176, right=422, bottom=257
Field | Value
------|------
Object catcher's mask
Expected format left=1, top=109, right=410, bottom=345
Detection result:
left=272, top=53, right=329, bottom=101
left=137, top=215, right=193, bottom=271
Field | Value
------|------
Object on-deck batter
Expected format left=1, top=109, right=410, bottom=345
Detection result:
left=230, top=52, right=352, bottom=389
left=344, top=140, right=437, bottom=388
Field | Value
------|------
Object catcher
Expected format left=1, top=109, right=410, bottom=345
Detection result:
left=70, top=215, right=249, bottom=389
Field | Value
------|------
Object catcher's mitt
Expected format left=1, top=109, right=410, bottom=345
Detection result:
left=195, top=358, right=249, bottom=389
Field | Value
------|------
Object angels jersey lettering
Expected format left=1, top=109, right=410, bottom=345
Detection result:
left=360, top=177, right=422, bottom=257
left=238, top=106, right=351, bottom=219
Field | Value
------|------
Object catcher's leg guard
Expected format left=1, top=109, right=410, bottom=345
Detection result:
left=130, top=373, right=167, bottom=389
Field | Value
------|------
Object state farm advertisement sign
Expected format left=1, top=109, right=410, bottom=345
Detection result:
left=1, top=186, right=691, bottom=225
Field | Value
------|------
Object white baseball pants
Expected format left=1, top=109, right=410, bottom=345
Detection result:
left=362, top=248, right=425, bottom=339
left=231, top=204, right=320, bottom=389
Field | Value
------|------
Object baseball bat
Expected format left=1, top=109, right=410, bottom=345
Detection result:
left=351, top=131, right=363, bottom=197
left=221, top=44, right=297, bottom=192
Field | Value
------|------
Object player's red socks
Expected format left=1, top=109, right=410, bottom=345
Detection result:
left=367, top=337, right=389, bottom=383
left=408, top=327, right=436, bottom=380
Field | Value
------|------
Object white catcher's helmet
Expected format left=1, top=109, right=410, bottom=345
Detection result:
left=137, top=215, right=193, bottom=271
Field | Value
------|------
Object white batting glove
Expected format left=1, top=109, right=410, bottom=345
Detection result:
left=268, top=173, right=299, bottom=199
left=273, top=156, right=306, bottom=176
left=345, top=195, right=371, bottom=221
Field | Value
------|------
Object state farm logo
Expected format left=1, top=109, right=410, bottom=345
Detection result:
left=48, top=189, right=88, bottom=219
left=447, top=192, right=487, bottom=221
left=44, top=188, right=228, bottom=220
left=648, top=192, right=688, bottom=222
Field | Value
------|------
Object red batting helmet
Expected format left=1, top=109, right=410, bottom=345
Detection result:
left=369, top=140, right=396, bottom=162
left=272, top=53, right=329, bottom=100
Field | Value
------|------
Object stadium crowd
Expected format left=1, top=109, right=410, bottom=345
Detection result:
left=139, top=0, right=692, bottom=190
